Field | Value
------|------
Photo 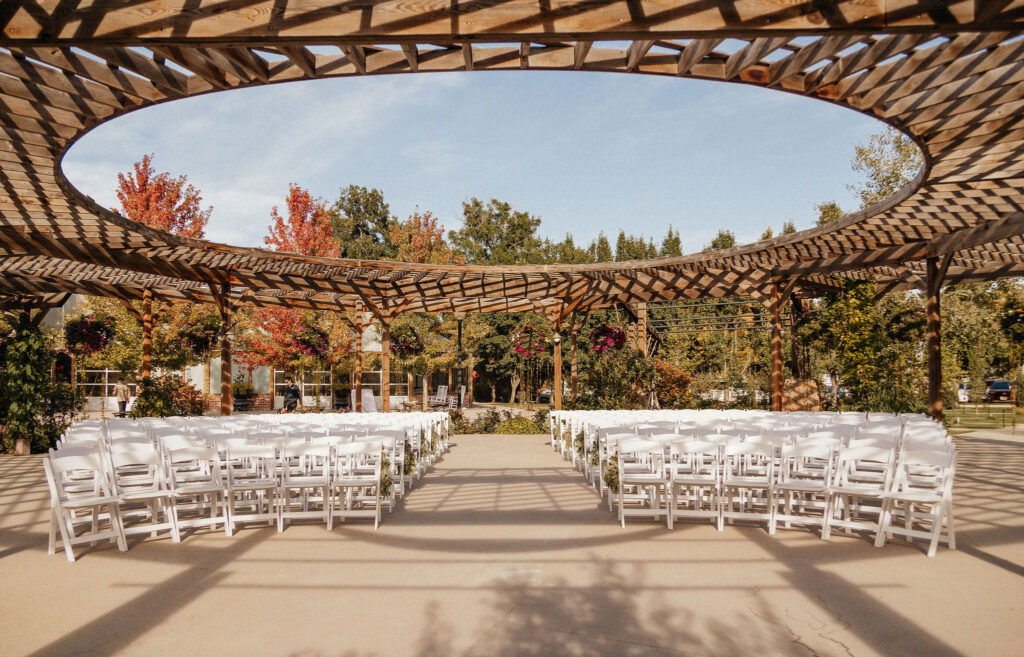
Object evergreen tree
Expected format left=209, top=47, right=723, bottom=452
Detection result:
left=332, top=185, right=397, bottom=260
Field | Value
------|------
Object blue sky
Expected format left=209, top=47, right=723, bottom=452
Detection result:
left=63, top=71, right=884, bottom=253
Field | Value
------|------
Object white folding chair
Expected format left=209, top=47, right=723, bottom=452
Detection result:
left=328, top=441, right=382, bottom=530
left=108, top=444, right=181, bottom=544
left=224, top=444, right=280, bottom=535
left=719, top=442, right=776, bottom=531
left=45, top=452, right=127, bottom=562
left=668, top=440, right=720, bottom=528
left=770, top=443, right=835, bottom=537
left=278, top=442, right=332, bottom=531
left=616, top=438, right=670, bottom=528
left=875, top=449, right=956, bottom=556
left=166, top=446, right=230, bottom=535
left=825, top=445, right=895, bottom=543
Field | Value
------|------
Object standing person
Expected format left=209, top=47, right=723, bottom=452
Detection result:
left=113, top=379, right=132, bottom=418
left=282, top=375, right=301, bottom=413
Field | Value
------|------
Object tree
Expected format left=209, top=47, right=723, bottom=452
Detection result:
left=850, top=128, right=922, bottom=208
left=815, top=201, right=844, bottom=226
left=332, top=185, right=396, bottom=260
left=707, top=229, right=736, bottom=251
left=449, top=198, right=544, bottom=265
left=544, top=234, right=594, bottom=264
left=390, top=209, right=462, bottom=265
left=115, top=154, right=211, bottom=238
left=759, top=227, right=774, bottom=241
left=265, top=184, right=340, bottom=257
left=615, top=231, right=658, bottom=261
left=660, top=227, right=682, bottom=257
left=590, top=233, right=614, bottom=262
left=1, top=313, right=75, bottom=453
left=781, top=220, right=796, bottom=235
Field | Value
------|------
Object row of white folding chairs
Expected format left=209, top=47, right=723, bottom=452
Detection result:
left=45, top=435, right=393, bottom=561
left=610, top=436, right=955, bottom=555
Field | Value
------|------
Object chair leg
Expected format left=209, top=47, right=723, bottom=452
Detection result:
left=48, top=508, right=57, bottom=555
left=109, top=503, right=128, bottom=552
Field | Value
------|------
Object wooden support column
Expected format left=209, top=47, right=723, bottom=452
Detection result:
left=380, top=320, right=391, bottom=412
left=927, top=256, right=952, bottom=421
left=215, top=284, right=232, bottom=417
left=141, top=289, right=153, bottom=379
left=466, top=356, right=474, bottom=408
left=770, top=281, right=784, bottom=412
left=636, top=303, right=648, bottom=357
left=422, top=374, right=429, bottom=412
left=354, top=313, right=364, bottom=412
left=789, top=304, right=803, bottom=380
left=553, top=330, right=563, bottom=410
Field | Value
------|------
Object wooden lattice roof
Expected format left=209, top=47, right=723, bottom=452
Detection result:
left=2, top=1, right=1024, bottom=319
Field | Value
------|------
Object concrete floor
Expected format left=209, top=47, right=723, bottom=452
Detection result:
left=1, top=430, right=1022, bottom=657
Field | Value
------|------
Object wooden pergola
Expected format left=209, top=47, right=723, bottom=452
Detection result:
left=1, top=1, right=1023, bottom=419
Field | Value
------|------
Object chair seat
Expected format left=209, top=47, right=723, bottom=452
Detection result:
left=59, top=494, right=119, bottom=508
left=283, top=476, right=330, bottom=487
left=775, top=481, right=828, bottom=493
left=889, top=490, right=944, bottom=504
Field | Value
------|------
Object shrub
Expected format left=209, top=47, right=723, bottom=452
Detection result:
left=132, top=374, right=205, bottom=418
left=231, top=380, right=255, bottom=396
left=493, top=417, right=543, bottom=434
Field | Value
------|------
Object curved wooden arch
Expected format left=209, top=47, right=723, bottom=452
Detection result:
left=0, top=1, right=1022, bottom=318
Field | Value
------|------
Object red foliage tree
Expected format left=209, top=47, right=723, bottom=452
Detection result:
left=264, top=184, right=340, bottom=257
left=390, top=209, right=464, bottom=264
left=115, top=154, right=211, bottom=238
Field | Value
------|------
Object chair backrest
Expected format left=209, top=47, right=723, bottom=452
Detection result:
left=108, top=444, right=167, bottom=492
left=361, top=389, right=378, bottom=413
left=45, top=452, right=113, bottom=503
left=834, top=445, right=895, bottom=488
left=894, top=449, right=956, bottom=496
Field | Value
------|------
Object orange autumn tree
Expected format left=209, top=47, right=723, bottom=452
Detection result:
left=115, top=154, right=211, bottom=238
left=264, top=183, right=340, bottom=257
left=390, top=209, right=464, bottom=265
left=246, top=185, right=352, bottom=393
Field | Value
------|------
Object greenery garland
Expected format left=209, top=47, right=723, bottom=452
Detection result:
left=603, top=455, right=620, bottom=493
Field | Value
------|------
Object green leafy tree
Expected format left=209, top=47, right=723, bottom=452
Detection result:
left=707, top=229, right=736, bottom=251
left=589, top=233, right=614, bottom=262
left=449, top=198, right=544, bottom=265
left=815, top=201, right=844, bottom=226
left=1, top=313, right=75, bottom=453
left=332, top=185, right=397, bottom=260
left=760, top=227, right=774, bottom=241
left=850, top=128, right=923, bottom=208
left=660, top=227, right=682, bottom=257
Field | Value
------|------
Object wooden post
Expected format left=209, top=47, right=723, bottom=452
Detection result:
left=789, top=305, right=802, bottom=380
left=570, top=326, right=579, bottom=403
left=770, top=281, right=784, bottom=412
left=636, top=303, right=648, bottom=357
left=553, top=333, right=563, bottom=410
left=927, top=256, right=948, bottom=422
left=380, top=320, right=391, bottom=412
left=407, top=372, right=414, bottom=409
left=466, top=356, right=474, bottom=408
left=422, top=374, right=429, bottom=411
left=217, top=284, right=232, bottom=417
left=141, top=288, right=152, bottom=379
left=354, top=313, right=363, bottom=412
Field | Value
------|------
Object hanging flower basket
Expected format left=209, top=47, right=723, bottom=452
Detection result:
left=64, top=315, right=116, bottom=356
left=173, top=313, right=221, bottom=359
left=512, top=323, right=548, bottom=358
left=390, top=328, right=423, bottom=357
left=293, top=325, right=330, bottom=361
left=886, top=309, right=925, bottom=342
left=590, top=324, right=626, bottom=352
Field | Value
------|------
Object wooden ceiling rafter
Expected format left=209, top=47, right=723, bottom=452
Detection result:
left=0, top=3, right=1022, bottom=317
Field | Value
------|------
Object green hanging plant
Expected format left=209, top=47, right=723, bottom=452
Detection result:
left=603, top=455, right=620, bottom=493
